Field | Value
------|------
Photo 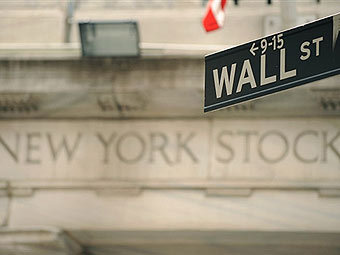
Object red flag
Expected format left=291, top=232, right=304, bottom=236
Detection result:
left=202, top=0, right=227, bottom=32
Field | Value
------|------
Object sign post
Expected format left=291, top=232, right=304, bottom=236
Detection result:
left=204, top=13, right=340, bottom=112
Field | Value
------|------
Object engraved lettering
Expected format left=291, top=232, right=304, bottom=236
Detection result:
left=238, top=131, right=257, bottom=162
left=149, top=132, right=172, bottom=164
left=116, top=132, right=145, bottom=164
left=0, top=133, right=20, bottom=162
left=216, top=131, right=234, bottom=163
left=26, top=132, right=41, bottom=164
left=47, top=133, right=82, bottom=162
left=322, top=131, right=340, bottom=162
left=293, top=130, right=318, bottom=163
left=176, top=132, right=198, bottom=163
left=258, top=131, right=288, bottom=163
left=96, top=133, right=116, bottom=164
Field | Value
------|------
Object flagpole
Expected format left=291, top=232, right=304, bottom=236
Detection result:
left=64, top=0, right=77, bottom=43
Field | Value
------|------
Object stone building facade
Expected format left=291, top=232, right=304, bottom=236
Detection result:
left=0, top=1, right=339, bottom=254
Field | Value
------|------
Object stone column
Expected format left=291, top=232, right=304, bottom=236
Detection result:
left=280, top=0, right=297, bottom=30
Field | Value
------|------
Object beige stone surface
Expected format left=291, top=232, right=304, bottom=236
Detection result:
left=0, top=120, right=209, bottom=180
left=0, top=10, right=64, bottom=43
left=1, top=228, right=340, bottom=255
left=0, top=119, right=339, bottom=185
left=0, top=227, right=82, bottom=255
left=8, top=189, right=340, bottom=231
left=211, top=119, right=340, bottom=181
left=0, top=1, right=338, bottom=45
left=0, top=2, right=339, bottom=253
left=0, top=59, right=338, bottom=119
left=0, top=198, right=9, bottom=227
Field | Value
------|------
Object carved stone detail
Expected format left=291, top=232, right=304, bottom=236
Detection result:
left=0, top=94, right=39, bottom=113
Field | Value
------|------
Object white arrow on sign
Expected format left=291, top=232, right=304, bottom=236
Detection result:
left=250, top=42, right=259, bottom=56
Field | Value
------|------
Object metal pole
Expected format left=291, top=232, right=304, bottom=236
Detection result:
left=64, top=0, right=77, bottom=43
left=280, top=0, right=297, bottom=30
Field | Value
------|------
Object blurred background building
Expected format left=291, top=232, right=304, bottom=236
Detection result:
left=0, top=0, right=340, bottom=254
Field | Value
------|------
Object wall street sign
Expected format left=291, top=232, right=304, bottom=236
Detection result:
left=204, top=13, right=340, bottom=112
